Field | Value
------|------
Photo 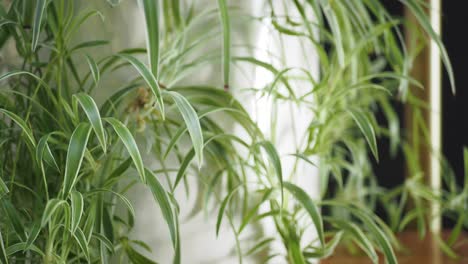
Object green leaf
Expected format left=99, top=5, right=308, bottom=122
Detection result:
left=217, top=0, right=231, bottom=89
left=83, top=205, right=96, bottom=243
left=163, top=107, right=239, bottom=159
left=400, top=0, right=455, bottom=94
left=0, top=177, right=8, bottom=199
left=163, top=125, right=187, bottom=160
left=130, top=240, right=152, bottom=253
left=322, top=231, right=344, bottom=258
left=65, top=10, right=104, bottom=40
left=25, top=221, right=41, bottom=251
left=62, top=123, right=92, bottom=198
left=88, top=189, right=135, bottom=221
left=73, top=93, right=107, bottom=152
left=71, top=40, right=109, bottom=52
left=70, top=191, right=84, bottom=233
left=232, top=58, right=294, bottom=97
left=1, top=200, right=26, bottom=241
left=257, top=141, right=283, bottom=203
left=171, top=86, right=259, bottom=135
left=165, top=91, right=204, bottom=168
left=104, top=158, right=132, bottom=187
left=141, top=0, right=160, bottom=79
left=5, top=243, right=44, bottom=257
left=244, top=238, right=275, bottom=257
left=36, top=133, right=58, bottom=200
left=145, top=169, right=177, bottom=249
left=102, top=206, right=114, bottom=247
left=321, top=0, right=345, bottom=67
left=351, top=208, right=397, bottom=264
left=0, top=71, right=53, bottom=97
left=67, top=57, right=82, bottom=86
left=291, top=153, right=317, bottom=167
left=238, top=189, right=274, bottom=234
left=117, top=54, right=164, bottom=118
left=101, top=84, right=139, bottom=116
left=0, top=109, right=36, bottom=147
left=330, top=219, right=378, bottom=263
left=436, top=235, right=459, bottom=259
left=41, top=199, right=66, bottom=227
left=174, top=229, right=181, bottom=264
left=283, top=182, right=324, bottom=248
left=97, top=205, right=111, bottom=263
left=170, top=0, right=182, bottom=28
left=447, top=213, right=465, bottom=247
left=32, top=0, right=47, bottom=51
left=0, top=19, right=16, bottom=29
left=0, top=226, right=8, bottom=264
left=37, top=133, right=59, bottom=170
left=73, top=227, right=90, bottom=263
left=288, top=239, right=306, bottom=264
left=85, top=55, right=100, bottom=86
left=104, top=118, right=145, bottom=183
left=348, top=108, right=379, bottom=161
left=173, top=148, right=195, bottom=189
left=216, top=185, right=242, bottom=236
left=125, top=244, right=158, bottom=264
left=92, top=232, right=114, bottom=253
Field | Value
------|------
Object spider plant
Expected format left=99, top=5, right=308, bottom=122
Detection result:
left=0, top=0, right=465, bottom=264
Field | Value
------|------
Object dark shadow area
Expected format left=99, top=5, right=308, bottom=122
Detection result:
left=442, top=1, right=468, bottom=227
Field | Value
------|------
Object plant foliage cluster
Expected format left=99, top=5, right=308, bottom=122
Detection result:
left=0, top=0, right=466, bottom=263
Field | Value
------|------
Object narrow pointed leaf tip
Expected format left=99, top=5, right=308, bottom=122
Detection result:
left=348, top=108, right=379, bottom=161
left=85, top=55, right=100, bottom=85
left=257, top=141, right=283, bottom=203
left=145, top=169, right=178, bottom=248
left=74, top=93, right=107, bottom=153
left=0, top=109, right=36, bottom=147
left=284, top=182, right=325, bottom=248
left=165, top=91, right=204, bottom=168
left=105, top=117, right=146, bottom=183
left=0, top=177, right=8, bottom=199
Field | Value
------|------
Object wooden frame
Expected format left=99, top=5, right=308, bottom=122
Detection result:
left=405, top=0, right=442, bottom=233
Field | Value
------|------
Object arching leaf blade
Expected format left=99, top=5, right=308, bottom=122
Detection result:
left=32, top=0, right=47, bottom=51
left=141, top=0, right=160, bottom=78
left=104, top=117, right=145, bottom=183
left=0, top=109, right=36, bottom=147
left=283, top=182, right=324, bottom=248
left=145, top=169, right=177, bottom=249
left=62, top=123, right=92, bottom=198
left=257, top=141, right=283, bottom=203
left=74, top=93, right=107, bottom=152
left=349, top=108, right=379, bottom=161
left=70, top=191, right=84, bottom=233
left=165, top=91, right=204, bottom=168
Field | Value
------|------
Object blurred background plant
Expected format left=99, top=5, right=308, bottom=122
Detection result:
left=0, top=0, right=466, bottom=263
